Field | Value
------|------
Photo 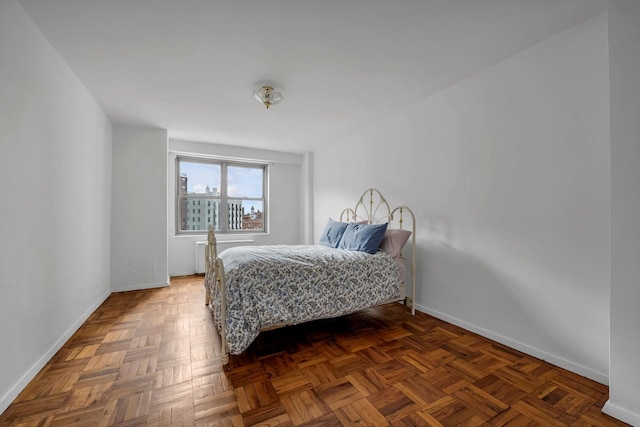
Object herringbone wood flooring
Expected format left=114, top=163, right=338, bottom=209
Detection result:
left=0, top=276, right=627, bottom=426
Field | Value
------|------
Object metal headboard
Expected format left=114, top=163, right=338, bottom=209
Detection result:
left=340, top=188, right=391, bottom=224
left=340, top=188, right=417, bottom=315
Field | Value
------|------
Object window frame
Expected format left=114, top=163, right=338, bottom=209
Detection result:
left=175, top=156, right=268, bottom=235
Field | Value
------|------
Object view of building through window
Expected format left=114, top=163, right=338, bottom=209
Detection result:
left=177, top=158, right=265, bottom=233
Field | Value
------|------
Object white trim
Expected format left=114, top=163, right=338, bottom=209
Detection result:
left=416, top=303, right=609, bottom=385
left=173, top=234, right=267, bottom=239
left=603, top=400, right=640, bottom=426
left=110, top=281, right=169, bottom=293
left=217, top=239, right=254, bottom=245
left=172, top=271, right=201, bottom=277
left=0, top=289, right=111, bottom=415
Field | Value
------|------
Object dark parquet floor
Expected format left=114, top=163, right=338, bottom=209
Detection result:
left=0, top=276, right=628, bottom=426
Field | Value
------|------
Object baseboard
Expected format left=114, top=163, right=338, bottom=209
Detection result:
left=416, top=303, right=609, bottom=385
left=170, top=270, right=197, bottom=278
left=603, top=400, right=640, bottom=426
left=110, top=281, right=169, bottom=293
left=0, top=289, right=111, bottom=415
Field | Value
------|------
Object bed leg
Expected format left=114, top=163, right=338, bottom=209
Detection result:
left=215, top=258, right=229, bottom=366
left=411, top=263, right=416, bottom=316
left=205, top=225, right=229, bottom=366
left=204, top=245, right=211, bottom=306
left=205, top=225, right=218, bottom=307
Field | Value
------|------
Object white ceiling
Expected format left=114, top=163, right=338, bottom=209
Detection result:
left=19, top=0, right=606, bottom=153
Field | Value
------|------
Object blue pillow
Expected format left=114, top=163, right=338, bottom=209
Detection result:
left=338, top=222, right=388, bottom=254
left=319, top=218, right=349, bottom=248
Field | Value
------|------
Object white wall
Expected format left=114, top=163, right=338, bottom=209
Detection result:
left=168, top=139, right=304, bottom=276
left=111, top=124, right=168, bottom=291
left=605, top=0, right=640, bottom=424
left=0, top=0, right=112, bottom=413
left=314, top=15, right=611, bottom=383
left=300, top=152, right=314, bottom=245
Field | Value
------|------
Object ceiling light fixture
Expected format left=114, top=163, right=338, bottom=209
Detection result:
left=253, top=85, right=283, bottom=109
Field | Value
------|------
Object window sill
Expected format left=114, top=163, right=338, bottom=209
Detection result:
left=173, top=232, right=270, bottom=238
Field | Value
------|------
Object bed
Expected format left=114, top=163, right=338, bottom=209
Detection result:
left=204, top=188, right=416, bottom=364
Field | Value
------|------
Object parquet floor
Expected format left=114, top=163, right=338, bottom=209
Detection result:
left=0, top=276, right=628, bottom=426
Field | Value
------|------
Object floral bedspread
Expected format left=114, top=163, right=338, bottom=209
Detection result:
left=209, top=245, right=401, bottom=355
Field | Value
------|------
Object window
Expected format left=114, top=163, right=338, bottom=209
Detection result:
left=177, top=157, right=267, bottom=234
